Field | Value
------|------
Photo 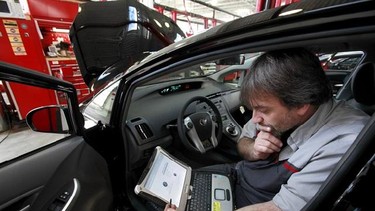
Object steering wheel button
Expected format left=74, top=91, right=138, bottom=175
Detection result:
left=187, top=122, right=194, bottom=129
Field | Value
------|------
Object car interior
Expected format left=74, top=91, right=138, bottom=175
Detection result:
left=119, top=45, right=375, bottom=210
left=112, top=6, right=375, bottom=205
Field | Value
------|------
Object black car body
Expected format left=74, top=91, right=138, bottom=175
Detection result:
left=0, top=0, right=375, bottom=211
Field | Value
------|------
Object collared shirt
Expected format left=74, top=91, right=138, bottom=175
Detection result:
left=238, top=99, right=370, bottom=210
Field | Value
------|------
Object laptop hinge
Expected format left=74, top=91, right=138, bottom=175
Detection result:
left=186, top=185, right=193, bottom=199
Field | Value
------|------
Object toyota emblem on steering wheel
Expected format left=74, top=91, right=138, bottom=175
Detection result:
left=200, top=118, right=208, bottom=126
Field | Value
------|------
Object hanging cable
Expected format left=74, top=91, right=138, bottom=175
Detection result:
left=183, top=0, right=194, bottom=36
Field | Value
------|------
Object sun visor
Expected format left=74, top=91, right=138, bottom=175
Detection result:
left=70, top=0, right=185, bottom=89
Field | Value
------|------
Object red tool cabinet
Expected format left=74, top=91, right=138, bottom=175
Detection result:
left=0, top=0, right=90, bottom=120
left=47, top=58, right=91, bottom=105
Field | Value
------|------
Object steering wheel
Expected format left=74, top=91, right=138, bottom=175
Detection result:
left=177, top=96, right=223, bottom=153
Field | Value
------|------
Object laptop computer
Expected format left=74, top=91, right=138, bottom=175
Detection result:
left=134, top=146, right=234, bottom=211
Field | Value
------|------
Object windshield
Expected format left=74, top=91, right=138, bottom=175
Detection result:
left=145, top=53, right=260, bottom=84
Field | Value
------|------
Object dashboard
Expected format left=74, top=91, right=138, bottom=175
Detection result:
left=159, top=82, right=202, bottom=95
left=125, top=78, right=243, bottom=167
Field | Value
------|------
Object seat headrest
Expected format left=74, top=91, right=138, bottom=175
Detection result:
left=351, top=62, right=375, bottom=105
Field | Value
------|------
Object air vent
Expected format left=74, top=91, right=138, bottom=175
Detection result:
left=135, top=123, right=153, bottom=140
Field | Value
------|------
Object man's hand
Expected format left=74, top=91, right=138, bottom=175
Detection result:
left=252, top=125, right=283, bottom=160
left=164, top=203, right=177, bottom=211
left=237, top=125, right=283, bottom=161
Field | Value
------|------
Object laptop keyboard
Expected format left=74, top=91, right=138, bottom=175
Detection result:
left=187, top=173, right=212, bottom=211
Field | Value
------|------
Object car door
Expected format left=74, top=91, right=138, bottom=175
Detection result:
left=0, top=62, right=113, bottom=211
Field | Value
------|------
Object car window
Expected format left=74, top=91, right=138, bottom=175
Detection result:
left=321, top=51, right=364, bottom=71
left=208, top=53, right=261, bottom=88
left=318, top=51, right=365, bottom=96
left=0, top=81, right=70, bottom=164
left=220, top=70, right=245, bottom=87
left=82, top=80, right=120, bottom=128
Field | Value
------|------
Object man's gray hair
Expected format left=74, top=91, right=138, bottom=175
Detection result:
left=241, top=48, right=332, bottom=108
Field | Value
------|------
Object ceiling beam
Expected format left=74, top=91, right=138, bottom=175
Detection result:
left=154, top=3, right=224, bottom=23
left=189, top=0, right=241, bottom=18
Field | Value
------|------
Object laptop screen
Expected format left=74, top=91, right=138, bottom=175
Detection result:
left=144, top=150, right=187, bottom=207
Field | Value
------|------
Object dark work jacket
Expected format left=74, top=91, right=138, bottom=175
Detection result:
left=234, top=155, right=300, bottom=208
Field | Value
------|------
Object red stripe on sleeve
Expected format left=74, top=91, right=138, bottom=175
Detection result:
left=283, top=161, right=299, bottom=173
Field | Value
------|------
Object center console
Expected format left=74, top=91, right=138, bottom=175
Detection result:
left=197, top=95, right=242, bottom=143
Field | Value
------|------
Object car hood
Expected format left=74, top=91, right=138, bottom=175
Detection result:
left=69, top=0, right=185, bottom=90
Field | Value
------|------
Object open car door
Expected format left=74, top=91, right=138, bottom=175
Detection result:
left=0, top=62, right=113, bottom=211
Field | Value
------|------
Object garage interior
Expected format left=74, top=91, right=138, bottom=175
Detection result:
left=0, top=0, right=296, bottom=162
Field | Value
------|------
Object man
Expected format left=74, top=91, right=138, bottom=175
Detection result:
left=166, top=48, right=369, bottom=211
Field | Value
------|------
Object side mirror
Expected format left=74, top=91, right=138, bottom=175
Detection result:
left=26, top=106, right=69, bottom=134
left=0, top=95, right=11, bottom=133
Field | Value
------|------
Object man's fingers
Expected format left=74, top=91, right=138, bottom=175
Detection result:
left=257, top=131, right=283, bottom=148
left=254, top=140, right=280, bottom=153
left=256, top=124, right=272, bottom=133
left=164, top=204, right=177, bottom=211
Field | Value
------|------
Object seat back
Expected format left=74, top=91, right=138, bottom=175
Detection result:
left=350, top=62, right=375, bottom=114
left=338, top=62, right=375, bottom=114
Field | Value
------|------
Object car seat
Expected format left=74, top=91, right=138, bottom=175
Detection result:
left=336, top=62, right=375, bottom=115
left=349, top=62, right=375, bottom=115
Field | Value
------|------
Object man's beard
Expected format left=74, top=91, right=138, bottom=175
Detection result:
left=256, top=122, right=296, bottom=144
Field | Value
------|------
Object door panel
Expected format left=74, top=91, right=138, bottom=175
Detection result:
left=0, top=62, right=113, bottom=211
left=0, top=137, right=113, bottom=211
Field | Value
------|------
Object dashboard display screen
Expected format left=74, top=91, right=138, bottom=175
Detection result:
left=159, top=82, right=202, bottom=95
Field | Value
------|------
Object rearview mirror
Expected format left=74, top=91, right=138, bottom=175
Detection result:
left=215, top=55, right=245, bottom=65
left=26, top=106, right=69, bottom=134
